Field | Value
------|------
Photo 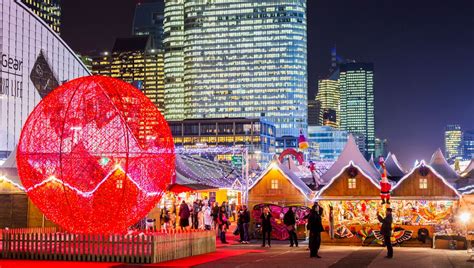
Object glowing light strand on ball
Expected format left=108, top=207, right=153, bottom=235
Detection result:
left=16, top=76, right=175, bottom=234
left=22, top=166, right=163, bottom=197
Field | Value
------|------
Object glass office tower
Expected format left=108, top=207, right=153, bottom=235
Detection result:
left=132, top=0, right=165, bottom=50
left=164, top=0, right=185, bottom=120
left=21, top=0, right=61, bottom=34
left=164, top=0, right=307, bottom=137
left=316, top=79, right=340, bottom=128
left=444, top=124, right=462, bottom=161
left=340, top=62, right=375, bottom=158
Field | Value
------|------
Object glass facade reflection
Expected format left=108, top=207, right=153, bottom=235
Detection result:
left=164, top=0, right=307, bottom=137
left=308, top=126, right=348, bottom=161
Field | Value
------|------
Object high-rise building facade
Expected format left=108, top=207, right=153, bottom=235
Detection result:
left=375, top=138, right=388, bottom=158
left=169, top=117, right=276, bottom=165
left=1, top=0, right=89, bottom=159
left=21, top=0, right=61, bottom=34
left=316, top=79, right=340, bottom=128
left=163, top=0, right=185, bottom=120
left=444, top=124, right=462, bottom=161
left=463, top=130, right=474, bottom=160
left=340, top=62, right=375, bottom=158
left=307, top=126, right=348, bottom=161
left=132, top=0, right=165, bottom=50
left=307, top=99, right=321, bottom=126
left=164, top=0, right=307, bottom=137
left=90, top=37, right=165, bottom=111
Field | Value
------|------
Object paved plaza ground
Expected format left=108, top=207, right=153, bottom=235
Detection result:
left=192, top=242, right=473, bottom=268
left=0, top=241, right=472, bottom=267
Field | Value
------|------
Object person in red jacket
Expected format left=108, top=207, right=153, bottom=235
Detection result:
left=379, top=157, right=391, bottom=204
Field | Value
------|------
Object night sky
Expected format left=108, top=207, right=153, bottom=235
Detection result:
left=61, top=0, right=474, bottom=167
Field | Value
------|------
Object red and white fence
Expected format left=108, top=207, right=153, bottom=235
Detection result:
left=0, top=228, right=215, bottom=263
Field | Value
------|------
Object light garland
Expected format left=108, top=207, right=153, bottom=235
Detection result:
left=0, top=175, right=26, bottom=191
left=22, top=166, right=162, bottom=197
left=316, top=161, right=382, bottom=201
left=249, top=160, right=313, bottom=201
left=16, top=76, right=175, bottom=234
left=391, top=160, right=461, bottom=197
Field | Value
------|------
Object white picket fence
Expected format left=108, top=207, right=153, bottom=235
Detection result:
left=0, top=228, right=216, bottom=263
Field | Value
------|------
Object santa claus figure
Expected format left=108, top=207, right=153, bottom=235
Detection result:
left=379, top=156, right=391, bottom=204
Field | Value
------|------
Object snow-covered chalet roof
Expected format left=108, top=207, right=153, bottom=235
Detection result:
left=429, top=148, right=460, bottom=184
left=321, top=134, right=380, bottom=183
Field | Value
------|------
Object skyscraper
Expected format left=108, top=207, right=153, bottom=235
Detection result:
left=163, top=0, right=185, bottom=120
left=444, top=124, right=462, bottom=161
left=316, top=79, right=340, bottom=128
left=21, top=0, right=61, bottom=34
left=375, top=138, right=388, bottom=158
left=90, top=37, right=165, bottom=111
left=308, top=100, right=321, bottom=126
left=132, top=0, right=165, bottom=50
left=339, top=62, right=375, bottom=158
left=164, top=0, right=307, bottom=137
left=463, top=130, right=474, bottom=160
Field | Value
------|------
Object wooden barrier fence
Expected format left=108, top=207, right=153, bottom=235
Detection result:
left=0, top=228, right=216, bottom=264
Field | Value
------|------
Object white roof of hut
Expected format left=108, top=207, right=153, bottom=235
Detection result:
left=249, top=157, right=313, bottom=198
left=321, top=135, right=380, bottom=183
left=385, top=152, right=406, bottom=178
left=429, top=149, right=460, bottom=184
left=368, top=155, right=381, bottom=175
left=460, top=159, right=474, bottom=177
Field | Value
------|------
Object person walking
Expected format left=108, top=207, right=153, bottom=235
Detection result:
left=378, top=207, right=393, bottom=259
left=241, top=205, right=250, bottom=244
left=284, top=207, right=298, bottom=247
left=307, top=203, right=324, bottom=258
left=260, top=206, right=272, bottom=247
left=179, top=200, right=190, bottom=231
left=218, top=206, right=229, bottom=243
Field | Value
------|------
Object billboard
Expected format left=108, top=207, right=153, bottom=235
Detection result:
left=0, top=0, right=89, bottom=159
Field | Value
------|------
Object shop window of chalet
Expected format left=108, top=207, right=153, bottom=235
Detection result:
left=348, top=178, right=356, bottom=189
left=271, top=179, right=279, bottom=189
left=419, top=178, right=428, bottom=189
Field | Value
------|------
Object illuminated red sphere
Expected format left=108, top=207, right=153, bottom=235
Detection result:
left=17, top=76, right=175, bottom=234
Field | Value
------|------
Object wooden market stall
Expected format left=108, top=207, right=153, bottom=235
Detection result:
left=247, top=157, right=315, bottom=240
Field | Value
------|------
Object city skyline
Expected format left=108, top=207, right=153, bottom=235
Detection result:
left=60, top=0, right=474, bottom=166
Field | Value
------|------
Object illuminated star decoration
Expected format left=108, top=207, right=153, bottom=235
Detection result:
left=16, top=76, right=175, bottom=234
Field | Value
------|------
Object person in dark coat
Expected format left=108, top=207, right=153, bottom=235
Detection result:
left=212, top=202, right=219, bottom=230
left=179, top=201, right=190, bottom=231
left=260, top=206, right=272, bottom=247
left=217, top=206, right=229, bottom=243
left=241, top=205, right=250, bottom=243
left=238, top=205, right=251, bottom=243
left=378, top=207, right=393, bottom=258
left=307, top=203, right=324, bottom=258
left=283, top=207, right=298, bottom=247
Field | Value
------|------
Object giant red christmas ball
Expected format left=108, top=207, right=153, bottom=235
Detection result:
left=17, top=76, right=175, bottom=233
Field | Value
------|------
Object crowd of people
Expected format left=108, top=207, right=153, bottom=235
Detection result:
left=152, top=200, right=395, bottom=259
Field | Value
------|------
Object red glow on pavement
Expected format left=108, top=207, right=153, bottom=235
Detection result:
left=0, top=249, right=264, bottom=268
